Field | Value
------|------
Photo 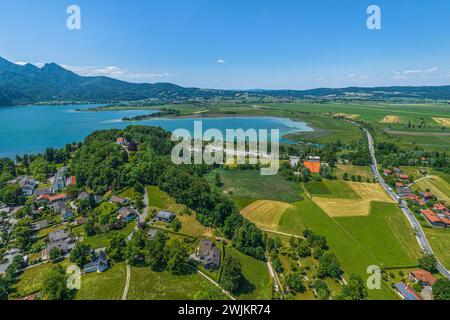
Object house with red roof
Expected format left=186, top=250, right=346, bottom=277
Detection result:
left=409, top=269, right=437, bottom=287
left=421, top=209, right=445, bottom=227
left=399, top=174, right=410, bottom=181
left=433, top=203, right=447, bottom=213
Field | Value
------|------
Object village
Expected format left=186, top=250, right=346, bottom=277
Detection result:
left=382, top=167, right=450, bottom=228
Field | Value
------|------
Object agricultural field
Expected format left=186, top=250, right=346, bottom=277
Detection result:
left=126, top=267, right=227, bottom=300
left=209, top=168, right=303, bottom=203
left=311, top=182, right=394, bottom=217
left=240, top=200, right=294, bottom=230
left=335, top=164, right=374, bottom=182
left=423, top=228, right=450, bottom=269
left=415, top=175, right=450, bottom=203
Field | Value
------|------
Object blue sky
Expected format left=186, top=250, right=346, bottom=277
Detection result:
left=1, top=0, right=449, bottom=89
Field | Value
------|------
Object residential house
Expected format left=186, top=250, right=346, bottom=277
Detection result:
left=117, top=206, right=137, bottom=222
left=43, top=238, right=73, bottom=260
left=52, top=166, right=68, bottom=193
left=33, top=188, right=52, bottom=197
left=31, top=219, right=48, bottom=231
left=109, top=195, right=130, bottom=206
left=116, top=137, right=128, bottom=146
left=433, top=203, right=448, bottom=213
left=420, top=192, right=434, bottom=201
left=409, top=269, right=437, bottom=287
left=48, top=229, right=69, bottom=243
left=9, top=176, right=37, bottom=196
left=65, top=176, right=77, bottom=187
left=383, top=169, right=392, bottom=176
left=37, top=193, right=68, bottom=203
left=397, top=187, right=413, bottom=196
left=83, top=250, right=109, bottom=273
left=421, top=209, right=446, bottom=228
left=156, top=211, right=175, bottom=223
left=195, top=239, right=221, bottom=270
left=78, top=191, right=91, bottom=202
left=395, top=283, right=422, bottom=301
left=289, top=156, right=301, bottom=168
left=398, top=174, right=410, bottom=181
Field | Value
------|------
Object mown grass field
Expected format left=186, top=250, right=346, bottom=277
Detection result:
left=423, top=227, right=450, bottom=269
left=240, top=200, right=294, bottom=230
left=126, top=267, right=227, bottom=300
left=224, top=246, right=272, bottom=300
left=72, top=221, right=136, bottom=249
left=210, top=168, right=303, bottom=203
left=303, top=180, right=360, bottom=199
left=75, top=262, right=127, bottom=300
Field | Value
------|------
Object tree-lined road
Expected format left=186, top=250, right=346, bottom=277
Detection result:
left=363, top=128, right=450, bottom=280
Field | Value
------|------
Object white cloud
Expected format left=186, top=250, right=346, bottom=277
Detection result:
left=403, top=69, right=422, bottom=74
left=425, top=66, right=439, bottom=73
left=217, top=59, right=226, bottom=64
left=59, top=64, right=173, bottom=80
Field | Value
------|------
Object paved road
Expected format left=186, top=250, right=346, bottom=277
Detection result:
left=363, top=127, right=450, bottom=280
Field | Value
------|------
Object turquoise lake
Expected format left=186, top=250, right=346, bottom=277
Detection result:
left=0, top=104, right=314, bottom=158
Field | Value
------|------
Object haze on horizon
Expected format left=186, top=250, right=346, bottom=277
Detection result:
left=1, top=0, right=450, bottom=90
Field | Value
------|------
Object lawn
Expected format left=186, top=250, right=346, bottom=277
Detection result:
left=12, top=259, right=71, bottom=298
left=119, top=187, right=136, bottom=199
left=423, top=227, right=450, bottom=269
left=73, top=222, right=136, bottom=249
left=277, top=189, right=420, bottom=300
left=127, top=267, right=227, bottom=300
left=147, top=186, right=210, bottom=238
left=75, top=262, right=127, bottom=300
left=210, top=168, right=303, bottom=203
left=224, top=246, right=272, bottom=300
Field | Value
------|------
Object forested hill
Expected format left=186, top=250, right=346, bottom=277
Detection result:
left=2, top=56, right=450, bottom=106
left=70, top=126, right=266, bottom=260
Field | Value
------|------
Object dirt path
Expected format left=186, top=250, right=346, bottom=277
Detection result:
left=122, top=263, right=131, bottom=300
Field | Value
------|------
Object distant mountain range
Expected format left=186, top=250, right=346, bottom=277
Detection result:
left=1, top=56, right=450, bottom=106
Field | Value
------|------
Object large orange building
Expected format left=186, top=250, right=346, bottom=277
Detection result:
left=303, top=160, right=321, bottom=173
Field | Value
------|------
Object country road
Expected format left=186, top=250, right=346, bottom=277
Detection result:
left=362, top=127, right=450, bottom=280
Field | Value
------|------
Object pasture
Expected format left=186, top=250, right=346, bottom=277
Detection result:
left=423, top=228, right=450, bottom=269
left=415, top=175, right=450, bottom=203
left=210, top=168, right=303, bottom=203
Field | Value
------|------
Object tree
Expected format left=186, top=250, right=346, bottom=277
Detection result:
left=106, top=233, right=127, bottom=262
left=12, top=218, right=34, bottom=251
left=125, top=230, right=147, bottom=266
left=70, top=243, right=92, bottom=267
left=214, top=173, right=222, bottom=187
left=220, top=256, right=242, bottom=293
left=170, top=217, right=181, bottom=232
left=145, top=232, right=168, bottom=271
left=313, top=280, right=330, bottom=300
left=41, top=265, right=71, bottom=300
left=285, top=272, right=305, bottom=293
left=165, top=239, right=189, bottom=275
left=317, top=253, right=343, bottom=279
left=341, top=274, right=368, bottom=300
left=433, top=279, right=450, bottom=300
left=419, top=254, right=438, bottom=273
left=49, top=247, right=62, bottom=262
